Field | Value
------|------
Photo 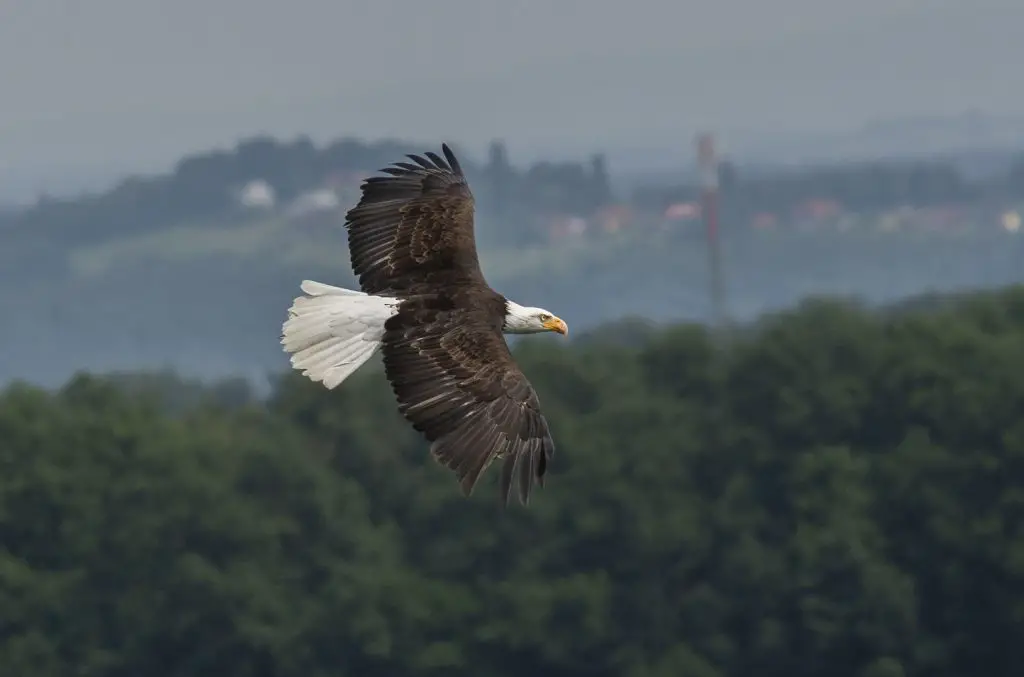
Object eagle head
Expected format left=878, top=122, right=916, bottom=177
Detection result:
left=503, top=301, right=568, bottom=336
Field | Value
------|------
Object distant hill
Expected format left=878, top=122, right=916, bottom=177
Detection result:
left=3, top=135, right=1024, bottom=388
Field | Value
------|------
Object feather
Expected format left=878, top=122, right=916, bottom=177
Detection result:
left=345, top=144, right=480, bottom=297
left=381, top=295, right=555, bottom=506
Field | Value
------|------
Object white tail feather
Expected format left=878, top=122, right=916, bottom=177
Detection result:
left=281, top=280, right=399, bottom=389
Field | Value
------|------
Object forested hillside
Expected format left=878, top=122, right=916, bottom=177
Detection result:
left=2, top=286, right=1023, bottom=676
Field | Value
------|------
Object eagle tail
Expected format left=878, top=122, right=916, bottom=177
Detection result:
left=281, top=280, right=398, bottom=389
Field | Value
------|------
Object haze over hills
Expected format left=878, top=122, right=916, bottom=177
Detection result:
left=605, top=114, right=1024, bottom=187
left=6, top=112, right=1024, bottom=206
left=2, top=132, right=1024, bottom=389
left=4, top=0, right=1024, bottom=203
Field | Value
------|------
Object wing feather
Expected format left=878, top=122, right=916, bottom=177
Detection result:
left=346, top=144, right=482, bottom=296
left=381, top=299, right=555, bottom=506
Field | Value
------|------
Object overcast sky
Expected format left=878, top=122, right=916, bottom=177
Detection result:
left=1, top=0, right=1022, bottom=194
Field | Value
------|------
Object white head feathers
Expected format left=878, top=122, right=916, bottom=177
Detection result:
left=503, top=300, right=568, bottom=336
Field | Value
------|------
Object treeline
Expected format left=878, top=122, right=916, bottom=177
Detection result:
left=3, top=287, right=1024, bottom=676
left=637, top=154, right=1024, bottom=215
left=2, top=136, right=612, bottom=248
left=6, top=137, right=423, bottom=246
left=8, top=133, right=1024, bottom=252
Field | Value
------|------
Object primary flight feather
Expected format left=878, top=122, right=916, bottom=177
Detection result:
left=281, top=144, right=567, bottom=506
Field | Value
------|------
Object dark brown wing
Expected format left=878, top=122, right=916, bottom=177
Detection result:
left=345, top=144, right=483, bottom=296
left=381, top=294, right=555, bottom=506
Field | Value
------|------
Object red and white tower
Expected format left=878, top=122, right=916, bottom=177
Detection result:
left=697, top=133, right=728, bottom=327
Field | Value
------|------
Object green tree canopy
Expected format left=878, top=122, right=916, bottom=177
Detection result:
left=2, top=286, right=1024, bottom=676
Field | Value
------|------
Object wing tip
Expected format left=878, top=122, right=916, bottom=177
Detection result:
left=495, top=444, right=550, bottom=509
left=441, top=143, right=464, bottom=176
left=458, top=472, right=477, bottom=498
left=371, top=143, right=463, bottom=179
left=443, top=445, right=550, bottom=509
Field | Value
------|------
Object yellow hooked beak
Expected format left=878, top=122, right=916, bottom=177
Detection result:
left=543, top=316, right=568, bottom=336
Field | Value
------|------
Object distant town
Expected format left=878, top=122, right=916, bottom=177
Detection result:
left=207, top=137, right=1024, bottom=247
left=6, top=136, right=1024, bottom=259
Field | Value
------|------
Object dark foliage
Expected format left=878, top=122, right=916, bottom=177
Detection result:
left=2, top=287, right=1024, bottom=676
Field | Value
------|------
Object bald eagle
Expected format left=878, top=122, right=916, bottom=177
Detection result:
left=281, top=144, right=567, bottom=506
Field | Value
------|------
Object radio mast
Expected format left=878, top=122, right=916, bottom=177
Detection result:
left=697, top=133, right=728, bottom=327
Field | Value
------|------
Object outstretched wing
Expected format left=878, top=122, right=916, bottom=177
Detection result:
left=345, top=144, right=483, bottom=296
left=381, top=298, right=555, bottom=506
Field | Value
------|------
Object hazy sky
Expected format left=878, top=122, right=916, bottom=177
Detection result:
left=1, top=0, right=1022, bottom=193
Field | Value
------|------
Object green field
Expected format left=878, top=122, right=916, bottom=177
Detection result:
left=66, top=213, right=664, bottom=283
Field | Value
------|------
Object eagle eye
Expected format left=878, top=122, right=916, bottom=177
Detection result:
left=539, top=313, right=551, bottom=322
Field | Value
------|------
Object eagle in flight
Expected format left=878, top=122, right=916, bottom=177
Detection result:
left=281, top=144, right=567, bottom=506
